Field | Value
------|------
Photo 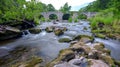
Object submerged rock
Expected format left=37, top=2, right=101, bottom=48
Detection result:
left=59, top=36, right=72, bottom=43
left=0, top=45, right=33, bottom=67
left=11, top=56, right=43, bottom=67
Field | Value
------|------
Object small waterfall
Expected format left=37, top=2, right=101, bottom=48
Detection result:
left=22, top=30, right=30, bottom=36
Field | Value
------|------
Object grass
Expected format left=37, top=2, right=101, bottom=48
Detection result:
left=89, top=8, right=120, bottom=39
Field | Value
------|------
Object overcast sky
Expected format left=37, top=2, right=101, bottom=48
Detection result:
left=40, top=0, right=96, bottom=11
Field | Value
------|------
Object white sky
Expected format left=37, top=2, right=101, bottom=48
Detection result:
left=39, top=0, right=96, bottom=11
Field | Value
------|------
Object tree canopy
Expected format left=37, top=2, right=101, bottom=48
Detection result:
left=59, top=2, right=71, bottom=13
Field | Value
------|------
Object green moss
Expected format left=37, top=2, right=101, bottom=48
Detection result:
left=114, top=60, right=120, bottom=66
left=25, top=56, right=42, bottom=67
left=94, top=43, right=105, bottom=51
left=95, top=34, right=106, bottom=39
left=73, top=35, right=94, bottom=41
left=103, top=49, right=111, bottom=55
left=29, top=28, right=41, bottom=34
left=47, top=49, right=74, bottom=67
left=87, top=59, right=93, bottom=67
left=101, top=55, right=115, bottom=66
left=54, top=29, right=64, bottom=36
left=92, top=29, right=106, bottom=33
left=59, top=38, right=71, bottom=43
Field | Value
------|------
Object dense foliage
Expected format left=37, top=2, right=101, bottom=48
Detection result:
left=0, top=0, right=56, bottom=25
left=59, top=2, right=71, bottom=13
left=79, top=0, right=120, bottom=38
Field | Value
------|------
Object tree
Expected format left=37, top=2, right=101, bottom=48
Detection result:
left=47, top=4, right=56, bottom=11
left=0, top=0, right=49, bottom=25
left=59, top=2, right=71, bottom=13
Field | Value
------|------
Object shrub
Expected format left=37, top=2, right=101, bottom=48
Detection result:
left=68, top=17, right=72, bottom=22
left=40, top=17, right=45, bottom=22
left=74, top=18, right=78, bottom=22
left=78, top=14, right=87, bottom=19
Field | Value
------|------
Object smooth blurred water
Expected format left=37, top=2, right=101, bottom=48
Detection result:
left=0, top=20, right=120, bottom=66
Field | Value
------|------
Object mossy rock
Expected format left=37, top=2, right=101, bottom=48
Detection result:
left=25, top=56, right=43, bottom=67
left=63, top=27, right=68, bottom=31
left=114, top=60, right=120, bottom=66
left=47, top=49, right=75, bottom=67
left=107, top=34, right=116, bottom=39
left=102, top=48, right=111, bottom=55
left=87, top=59, right=93, bottom=66
left=94, top=43, right=105, bottom=51
left=92, top=29, right=106, bottom=33
left=59, top=38, right=71, bottom=43
left=29, top=28, right=41, bottom=34
left=88, top=50, right=101, bottom=59
left=45, top=27, right=54, bottom=33
left=70, top=44, right=91, bottom=55
left=100, top=55, right=115, bottom=66
left=73, top=35, right=94, bottom=41
left=0, top=30, right=22, bottom=40
left=11, top=56, right=43, bottom=67
left=54, top=29, right=64, bottom=36
left=0, top=46, right=31, bottom=66
left=95, top=34, right=106, bottom=39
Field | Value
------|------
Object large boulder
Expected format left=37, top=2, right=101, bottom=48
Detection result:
left=0, top=30, right=22, bottom=40
left=0, top=25, right=22, bottom=40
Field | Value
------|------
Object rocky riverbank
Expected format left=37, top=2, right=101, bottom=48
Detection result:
left=0, top=25, right=42, bottom=41
left=47, top=35, right=120, bottom=67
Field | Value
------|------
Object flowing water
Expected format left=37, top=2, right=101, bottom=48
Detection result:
left=0, top=20, right=120, bottom=66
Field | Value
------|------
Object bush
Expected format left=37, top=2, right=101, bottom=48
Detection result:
left=40, top=17, right=45, bottom=22
left=74, top=18, right=78, bottom=22
left=34, top=18, right=40, bottom=25
left=78, top=14, right=87, bottom=19
left=68, top=17, right=72, bottom=22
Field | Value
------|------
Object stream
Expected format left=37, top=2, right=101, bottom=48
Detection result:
left=0, top=20, right=120, bottom=66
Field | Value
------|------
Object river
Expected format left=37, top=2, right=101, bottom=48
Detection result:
left=0, top=20, right=120, bottom=66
